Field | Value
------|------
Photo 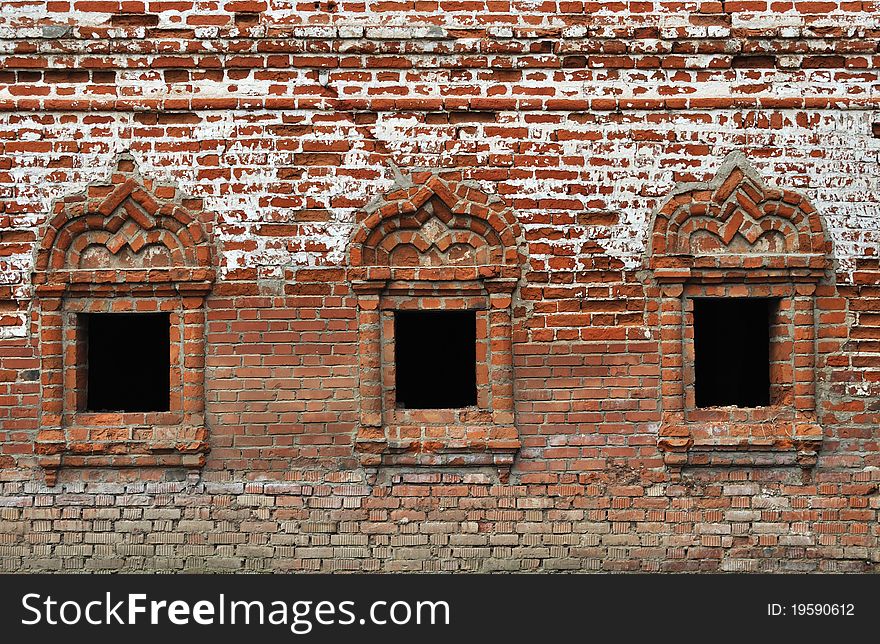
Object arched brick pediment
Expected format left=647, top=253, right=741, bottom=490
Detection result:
left=649, top=153, right=829, bottom=271
left=35, top=155, right=214, bottom=285
left=350, top=173, right=522, bottom=274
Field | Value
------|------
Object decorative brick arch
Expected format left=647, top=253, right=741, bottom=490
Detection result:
left=647, top=153, right=830, bottom=475
left=649, top=152, right=829, bottom=271
left=34, top=155, right=215, bottom=485
left=349, top=172, right=524, bottom=482
left=350, top=172, right=522, bottom=276
left=35, top=161, right=213, bottom=284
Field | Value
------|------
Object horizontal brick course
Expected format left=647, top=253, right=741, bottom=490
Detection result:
left=1, top=4, right=879, bottom=572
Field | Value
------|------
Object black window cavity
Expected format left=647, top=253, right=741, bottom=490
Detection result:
left=82, top=312, right=171, bottom=412
left=394, top=310, right=477, bottom=409
left=693, top=298, right=773, bottom=408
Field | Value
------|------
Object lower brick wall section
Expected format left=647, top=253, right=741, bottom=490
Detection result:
left=1, top=469, right=877, bottom=573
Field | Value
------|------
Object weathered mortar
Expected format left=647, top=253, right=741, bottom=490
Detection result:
left=0, top=4, right=879, bottom=572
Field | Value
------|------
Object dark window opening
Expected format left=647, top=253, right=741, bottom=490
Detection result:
left=394, top=310, right=477, bottom=409
left=693, top=298, right=773, bottom=408
left=83, top=313, right=171, bottom=412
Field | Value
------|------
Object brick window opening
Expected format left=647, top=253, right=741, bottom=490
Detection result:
left=650, top=154, right=827, bottom=472
left=83, top=313, right=171, bottom=412
left=350, top=175, right=522, bottom=479
left=394, top=310, right=477, bottom=409
left=693, top=298, right=774, bottom=408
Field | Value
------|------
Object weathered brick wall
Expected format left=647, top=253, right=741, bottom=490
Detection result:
left=1, top=4, right=879, bottom=571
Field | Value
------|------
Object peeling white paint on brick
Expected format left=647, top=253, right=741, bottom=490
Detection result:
left=1, top=102, right=879, bottom=339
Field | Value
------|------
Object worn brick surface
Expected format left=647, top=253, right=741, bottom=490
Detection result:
left=1, top=4, right=880, bottom=571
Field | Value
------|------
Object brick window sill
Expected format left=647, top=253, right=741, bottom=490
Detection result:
left=36, top=413, right=208, bottom=483
left=356, top=422, right=521, bottom=481
left=658, top=408, right=823, bottom=473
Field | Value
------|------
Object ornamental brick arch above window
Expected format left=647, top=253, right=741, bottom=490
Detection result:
left=348, top=172, right=524, bottom=483
left=649, top=152, right=829, bottom=271
left=646, top=152, right=831, bottom=476
left=33, top=155, right=215, bottom=485
left=35, top=157, right=214, bottom=283
left=350, top=172, right=523, bottom=276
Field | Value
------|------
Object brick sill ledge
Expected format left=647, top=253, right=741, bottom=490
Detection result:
left=36, top=425, right=209, bottom=485
left=355, top=424, right=521, bottom=483
left=658, top=413, right=823, bottom=476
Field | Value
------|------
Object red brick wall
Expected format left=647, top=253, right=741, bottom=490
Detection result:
left=0, top=4, right=879, bottom=571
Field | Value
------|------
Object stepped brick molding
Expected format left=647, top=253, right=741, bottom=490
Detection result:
left=350, top=173, right=523, bottom=482
left=33, top=156, right=215, bottom=485
left=0, top=4, right=879, bottom=573
left=649, top=153, right=829, bottom=473
left=649, top=152, right=828, bottom=270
